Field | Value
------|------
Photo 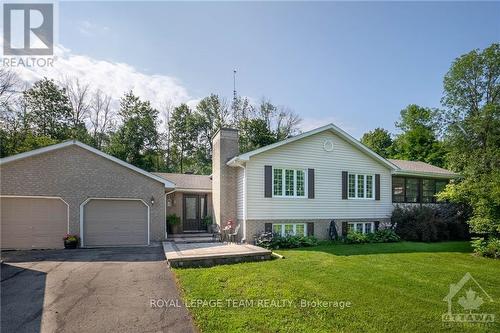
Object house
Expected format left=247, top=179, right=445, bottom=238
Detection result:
left=0, top=123, right=457, bottom=249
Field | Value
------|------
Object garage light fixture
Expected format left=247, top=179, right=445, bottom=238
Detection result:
left=150, top=196, right=155, bottom=206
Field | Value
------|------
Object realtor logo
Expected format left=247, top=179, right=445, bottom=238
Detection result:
left=442, top=272, right=495, bottom=324
left=3, top=2, right=54, bottom=55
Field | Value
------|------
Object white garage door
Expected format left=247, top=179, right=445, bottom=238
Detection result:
left=1, top=197, right=68, bottom=249
left=82, top=199, right=149, bottom=247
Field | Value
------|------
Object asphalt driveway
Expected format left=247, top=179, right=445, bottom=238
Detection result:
left=1, top=246, right=196, bottom=333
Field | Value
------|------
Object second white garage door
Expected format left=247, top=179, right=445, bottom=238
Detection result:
left=82, top=199, right=149, bottom=247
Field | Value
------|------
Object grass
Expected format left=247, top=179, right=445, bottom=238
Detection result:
left=174, top=241, right=500, bottom=333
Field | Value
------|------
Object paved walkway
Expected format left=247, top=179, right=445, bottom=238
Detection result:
left=163, top=242, right=272, bottom=267
left=1, top=247, right=196, bottom=333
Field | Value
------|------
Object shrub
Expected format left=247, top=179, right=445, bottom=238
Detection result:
left=471, top=237, right=500, bottom=259
left=166, top=214, right=181, bottom=225
left=345, top=229, right=400, bottom=244
left=254, top=232, right=318, bottom=250
left=392, top=204, right=470, bottom=242
left=367, top=229, right=401, bottom=243
left=345, top=231, right=369, bottom=244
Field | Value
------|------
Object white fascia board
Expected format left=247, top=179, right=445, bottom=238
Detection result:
left=227, top=123, right=398, bottom=170
left=392, top=170, right=459, bottom=179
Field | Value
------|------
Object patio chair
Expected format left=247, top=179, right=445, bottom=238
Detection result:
left=228, top=224, right=241, bottom=243
left=210, top=224, right=222, bottom=242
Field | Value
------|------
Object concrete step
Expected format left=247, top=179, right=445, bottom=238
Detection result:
left=168, top=233, right=212, bottom=238
left=167, top=237, right=215, bottom=244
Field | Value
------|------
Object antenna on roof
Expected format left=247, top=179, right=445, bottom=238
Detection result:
left=233, top=69, right=237, bottom=104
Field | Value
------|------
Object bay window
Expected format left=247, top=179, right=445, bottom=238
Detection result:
left=272, top=168, right=307, bottom=198
left=348, top=173, right=375, bottom=199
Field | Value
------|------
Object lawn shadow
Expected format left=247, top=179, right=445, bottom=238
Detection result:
left=1, top=263, right=46, bottom=333
left=296, top=241, right=473, bottom=256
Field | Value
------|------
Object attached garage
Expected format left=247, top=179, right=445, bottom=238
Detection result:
left=81, top=199, right=149, bottom=247
left=0, top=196, right=69, bottom=249
left=0, top=141, right=174, bottom=250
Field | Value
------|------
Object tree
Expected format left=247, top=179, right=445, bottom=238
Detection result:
left=106, top=91, right=161, bottom=171
left=360, top=128, right=393, bottom=158
left=169, top=103, right=197, bottom=173
left=438, top=43, right=500, bottom=239
left=62, top=77, right=91, bottom=140
left=22, top=78, right=73, bottom=140
left=89, top=89, right=114, bottom=149
left=392, top=104, right=446, bottom=167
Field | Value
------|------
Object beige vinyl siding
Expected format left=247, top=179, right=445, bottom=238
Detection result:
left=245, top=131, right=393, bottom=219
left=236, top=167, right=245, bottom=219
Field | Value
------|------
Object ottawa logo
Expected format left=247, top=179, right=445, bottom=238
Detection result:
left=442, top=272, right=495, bottom=324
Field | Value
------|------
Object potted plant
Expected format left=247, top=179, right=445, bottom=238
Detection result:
left=63, top=234, right=79, bottom=249
left=201, top=215, right=213, bottom=228
left=166, top=214, right=181, bottom=234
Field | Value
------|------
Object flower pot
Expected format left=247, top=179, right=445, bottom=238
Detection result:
left=64, top=240, right=78, bottom=249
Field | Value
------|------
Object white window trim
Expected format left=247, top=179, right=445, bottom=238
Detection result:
left=348, top=222, right=374, bottom=234
left=272, top=167, right=307, bottom=198
left=348, top=173, right=375, bottom=200
left=272, top=223, right=308, bottom=237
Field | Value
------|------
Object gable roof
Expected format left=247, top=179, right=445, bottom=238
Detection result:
left=154, top=173, right=212, bottom=191
left=390, top=159, right=458, bottom=178
left=0, top=140, right=175, bottom=188
left=227, top=123, right=398, bottom=170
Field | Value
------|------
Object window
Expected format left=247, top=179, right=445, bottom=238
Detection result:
left=392, top=176, right=450, bottom=203
left=285, top=169, right=294, bottom=196
left=348, top=174, right=356, bottom=198
left=272, top=168, right=307, bottom=198
left=273, top=169, right=283, bottom=196
left=348, top=222, right=374, bottom=234
left=435, top=180, right=447, bottom=194
left=348, top=173, right=375, bottom=199
left=392, top=177, right=405, bottom=203
left=296, top=170, right=305, bottom=196
left=366, top=175, right=373, bottom=198
left=272, top=223, right=307, bottom=237
left=422, top=179, right=435, bottom=203
left=405, top=178, right=419, bottom=203
left=357, top=175, right=365, bottom=198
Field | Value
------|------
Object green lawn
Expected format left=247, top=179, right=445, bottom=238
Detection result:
left=174, top=242, right=500, bottom=333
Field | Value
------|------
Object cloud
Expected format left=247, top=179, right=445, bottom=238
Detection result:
left=77, top=20, right=110, bottom=37
left=11, top=44, right=191, bottom=111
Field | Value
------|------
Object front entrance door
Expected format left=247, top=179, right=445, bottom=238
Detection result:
left=183, top=194, right=207, bottom=231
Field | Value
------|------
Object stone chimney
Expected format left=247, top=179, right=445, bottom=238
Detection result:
left=212, top=128, right=239, bottom=227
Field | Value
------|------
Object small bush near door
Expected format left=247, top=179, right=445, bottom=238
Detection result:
left=392, top=204, right=470, bottom=242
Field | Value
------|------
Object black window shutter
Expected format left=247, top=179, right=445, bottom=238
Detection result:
left=307, top=222, right=314, bottom=236
left=375, top=174, right=381, bottom=200
left=264, top=165, right=272, bottom=198
left=374, top=221, right=380, bottom=231
left=341, top=222, right=348, bottom=236
left=342, top=171, right=348, bottom=199
left=265, top=223, right=272, bottom=232
left=308, top=169, right=315, bottom=199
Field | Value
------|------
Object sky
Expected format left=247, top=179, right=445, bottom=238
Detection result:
left=10, top=1, right=500, bottom=138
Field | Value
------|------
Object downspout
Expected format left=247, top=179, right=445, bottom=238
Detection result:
left=237, top=164, right=247, bottom=242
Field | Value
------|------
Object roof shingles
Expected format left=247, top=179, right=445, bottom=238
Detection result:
left=389, top=159, right=457, bottom=176
left=153, top=173, right=212, bottom=191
